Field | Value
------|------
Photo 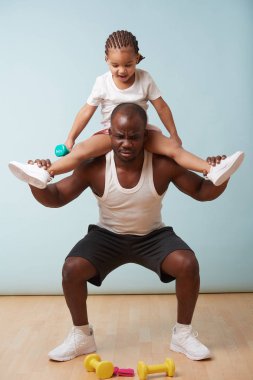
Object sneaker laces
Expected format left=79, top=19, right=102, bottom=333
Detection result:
left=60, top=327, right=85, bottom=354
left=177, top=328, right=207, bottom=351
left=172, top=326, right=200, bottom=342
left=190, top=330, right=198, bottom=339
left=69, top=326, right=93, bottom=345
left=186, top=330, right=204, bottom=346
left=63, top=328, right=76, bottom=345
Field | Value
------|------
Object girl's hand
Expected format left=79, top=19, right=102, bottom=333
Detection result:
left=64, top=138, right=75, bottom=151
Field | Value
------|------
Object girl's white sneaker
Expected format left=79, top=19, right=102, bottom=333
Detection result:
left=8, top=161, right=52, bottom=189
left=206, top=151, right=244, bottom=186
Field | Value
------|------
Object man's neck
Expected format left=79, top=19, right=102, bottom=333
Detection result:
left=113, top=151, right=145, bottom=172
left=112, top=151, right=145, bottom=189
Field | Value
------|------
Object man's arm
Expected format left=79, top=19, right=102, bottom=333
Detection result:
left=29, top=161, right=91, bottom=208
left=153, top=155, right=228, bottom=201
left=171, top=161, right=228, bottom=201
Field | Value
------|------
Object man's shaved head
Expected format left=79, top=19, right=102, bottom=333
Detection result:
left=111, top=103, right=147, bottom=130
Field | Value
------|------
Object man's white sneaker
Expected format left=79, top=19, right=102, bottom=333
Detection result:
left=48, top=326, right=96, bottom=361
left=170, top=325, right=211, bottom=361
left=206, top=151, right=244, bottom=186
left=8, top=161, right=52, bottom=189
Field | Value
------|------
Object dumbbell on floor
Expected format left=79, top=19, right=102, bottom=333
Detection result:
left=84, top=353, right=114, bottom=379
left=137, top=358, right=175, bottom=380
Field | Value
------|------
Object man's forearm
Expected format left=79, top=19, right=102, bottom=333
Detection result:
left=197, top=179, right=229, bottom=201
left=29, top=184, right=62, bottom=208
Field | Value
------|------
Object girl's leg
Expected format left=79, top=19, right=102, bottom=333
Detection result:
left=145, top=131, right=210, bottom=173
left=49, top=134, right=112, bottom=175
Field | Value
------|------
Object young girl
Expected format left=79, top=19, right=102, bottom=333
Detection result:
left=9, top=30, right=244, bottom=188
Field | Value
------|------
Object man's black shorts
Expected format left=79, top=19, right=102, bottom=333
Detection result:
left=66, top=224, right=193, bottom=286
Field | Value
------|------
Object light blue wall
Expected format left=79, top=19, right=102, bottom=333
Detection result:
left=0, top=0, right=252, bottom=294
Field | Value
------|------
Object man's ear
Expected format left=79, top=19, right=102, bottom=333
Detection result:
left=108, top=128, right=112, bottom=135
left=105, top=55, right=108, bottom=62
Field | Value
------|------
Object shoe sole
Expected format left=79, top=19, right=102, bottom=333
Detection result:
left=48, top=346, right=96, bottom=362
left=213, top=151, right=244, bottom=186
left=8, top=161, right=47, bottom=189
left=170, top=342, right=211, bottom=361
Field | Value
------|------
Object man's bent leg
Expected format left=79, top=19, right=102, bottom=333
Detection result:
left=62, top=257, right=98, bottom=326
left=161, top=250, right=200, bottom=324
left=48, top=257, right=98, bottom=361
left=161, top=250, right=211, bottom=360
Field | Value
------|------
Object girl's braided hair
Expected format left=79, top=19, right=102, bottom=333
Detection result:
left=105, top=30, right=145, bottom=63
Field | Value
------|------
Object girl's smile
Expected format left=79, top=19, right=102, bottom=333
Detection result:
left=106, top=47, right=138, bottom=88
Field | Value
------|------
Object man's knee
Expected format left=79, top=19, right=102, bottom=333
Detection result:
left=62, top=257, right=97, bottom=283
left=162, top=250, right=199, bottom=278
left=179, top=252, right=199, bottom=277
left=62, top=258, right=82, bottom=283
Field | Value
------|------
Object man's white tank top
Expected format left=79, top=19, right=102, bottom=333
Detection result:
left=94, top=150, right=165, bottom=235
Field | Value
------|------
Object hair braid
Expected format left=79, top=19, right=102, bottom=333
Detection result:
left=105, top=30, right=145, bottom=63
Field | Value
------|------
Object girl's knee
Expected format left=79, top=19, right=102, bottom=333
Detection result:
left=145, top=131, right=182, bottom=158
left=169, top=139, right=183, bottom=158
left=71, top=142, right=86, bottom=158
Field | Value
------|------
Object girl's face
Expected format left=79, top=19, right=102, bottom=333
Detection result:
left=106, top=46, right=139, bottom=87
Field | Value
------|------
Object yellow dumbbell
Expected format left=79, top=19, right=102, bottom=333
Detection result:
left=84, top=354, right=114, bottom=379
left=137, top=358, right=175, bottom=380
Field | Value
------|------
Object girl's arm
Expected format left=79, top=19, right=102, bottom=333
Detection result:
left=150, top=97, right=182, bottom=145
left=65, top=103, right=97, bottom=149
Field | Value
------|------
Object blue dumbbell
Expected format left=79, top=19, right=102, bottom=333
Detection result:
left=55, top=144, right=70, bottom=157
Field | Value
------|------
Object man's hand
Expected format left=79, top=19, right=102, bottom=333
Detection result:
left=28, top=159, right=54, bottom=176
left=203, top=155, right=227, bottom=177
left=28, top=158, right=51, bottom=168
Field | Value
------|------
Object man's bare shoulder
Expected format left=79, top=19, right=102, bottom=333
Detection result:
left=151, top=153, right=184, bottom=194
left=72, top=156, right=106, bottom=197
left=152, top=153, right=180, bottom=174
left=76, top=156, right=106, bottom=175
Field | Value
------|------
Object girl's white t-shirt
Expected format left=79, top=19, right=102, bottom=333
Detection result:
left=87, top=69, right=161, bottom=128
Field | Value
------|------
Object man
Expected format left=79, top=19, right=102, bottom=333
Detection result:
left=28, top=103, right=231, bottom=362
